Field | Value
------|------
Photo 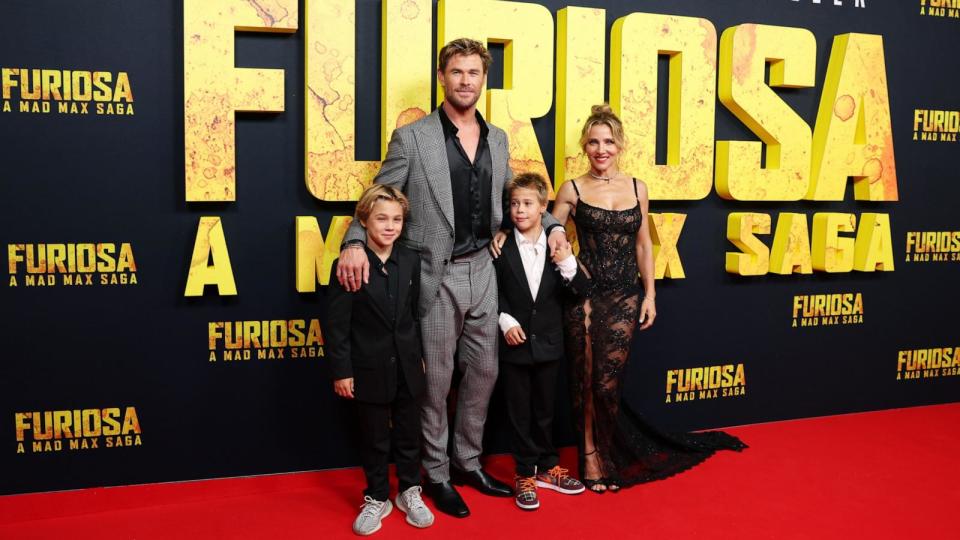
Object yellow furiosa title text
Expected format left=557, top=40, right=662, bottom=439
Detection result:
left=181, top=0, right=897, bottom=297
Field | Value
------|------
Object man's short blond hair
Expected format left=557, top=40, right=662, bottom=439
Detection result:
left=438, top=38, right=493, bottom=73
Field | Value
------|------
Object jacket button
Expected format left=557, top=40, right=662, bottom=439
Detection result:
left=443, top=259, right=448, bottom=265
left=531, top=309, right=537, bottom=315
left=530, top=334, right=536, bottom=340
left=390, top=356, right=396, bottom=363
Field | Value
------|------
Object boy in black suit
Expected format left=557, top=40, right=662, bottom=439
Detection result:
left=495, top=173, right=587, bottom=511
left=326, top=185, right=434, bottom=535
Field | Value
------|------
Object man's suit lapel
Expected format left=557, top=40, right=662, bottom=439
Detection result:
left=413, top=111, right=455, bottom=230
left=488, top=127, right=506, bottom=232
left=503, top=234, right=534, bottom=304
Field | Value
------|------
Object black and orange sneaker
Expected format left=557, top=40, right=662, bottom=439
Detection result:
left=514, top=476, right=539, bottom=511
left=536, top=466, right=585, bottom=495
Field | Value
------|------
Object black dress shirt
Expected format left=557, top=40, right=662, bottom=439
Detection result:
left=438, top=104, right=493, bottom=257
left=366, top=245, right=400, bottom=325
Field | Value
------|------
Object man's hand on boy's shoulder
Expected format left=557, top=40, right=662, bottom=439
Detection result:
left=489, top=229, right=511, bottom=258
left=336, top=244, right=369, bottom=292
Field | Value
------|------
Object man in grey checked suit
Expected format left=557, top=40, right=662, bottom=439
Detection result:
left=337, top=38, right=566, bottom=518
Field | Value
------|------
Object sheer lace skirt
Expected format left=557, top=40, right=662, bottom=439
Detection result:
left=565, top=289, right=746, bottom=486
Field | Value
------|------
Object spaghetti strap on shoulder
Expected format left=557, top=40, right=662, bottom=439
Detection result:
left=571, top=179, right=581, bottom=198
left=632, top=177, right=638, bottom=200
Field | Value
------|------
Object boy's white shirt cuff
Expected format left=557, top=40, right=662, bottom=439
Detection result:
left=498, top=313, right=521, bottom=335
left=557, top=254, right=577, bottom=280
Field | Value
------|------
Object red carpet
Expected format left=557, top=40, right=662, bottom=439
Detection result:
left=2, top=403, right=958, bottom=539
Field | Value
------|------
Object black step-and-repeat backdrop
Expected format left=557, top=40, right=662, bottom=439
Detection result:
left=2, top=0, right=958, bottom=495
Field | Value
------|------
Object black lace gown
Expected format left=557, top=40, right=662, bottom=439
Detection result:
left=565, top=179, right=746, bottom=486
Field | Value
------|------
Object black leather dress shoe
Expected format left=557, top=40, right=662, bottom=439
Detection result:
left=423, top=480, right=470, bottom=518
left=451, top=467, right=513, bottom=497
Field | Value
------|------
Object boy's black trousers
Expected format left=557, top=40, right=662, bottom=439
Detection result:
left=500, top=360, right=560, bottom=477
left=356, top=367, right=421, bottom=501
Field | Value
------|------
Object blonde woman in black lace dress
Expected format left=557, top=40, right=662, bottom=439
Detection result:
left=551, top=104, right=745, bottom=493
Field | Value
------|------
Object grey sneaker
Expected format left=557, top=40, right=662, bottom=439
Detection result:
left=395, top=485, right=435, bottom=528
left=352, top=496, right=392, bottom=536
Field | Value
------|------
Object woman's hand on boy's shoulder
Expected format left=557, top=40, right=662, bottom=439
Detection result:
left=333, top=377, right=355, bottom=399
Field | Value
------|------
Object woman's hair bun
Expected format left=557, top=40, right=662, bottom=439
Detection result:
left=591, top=103, right=614, bottom=115
left=580, top=103, right=625, bottom=150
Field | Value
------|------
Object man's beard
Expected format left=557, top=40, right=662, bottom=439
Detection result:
left=445, top=87, right=480, bottom=110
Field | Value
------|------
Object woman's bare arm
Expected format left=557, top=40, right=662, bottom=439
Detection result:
left=634, top=180, right=657, bottom=330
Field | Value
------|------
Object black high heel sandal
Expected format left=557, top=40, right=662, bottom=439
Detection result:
left=582, top=450, right=607, bottom=493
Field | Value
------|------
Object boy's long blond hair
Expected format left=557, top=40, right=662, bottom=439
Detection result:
left=355, top=184, right=409, bottom=222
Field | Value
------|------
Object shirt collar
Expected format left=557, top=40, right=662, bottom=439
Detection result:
left=437, top=103, right=490, bottom=140
left=364, top=244, right=399, bottom=273
left=514, top=228, right=546, bottom=251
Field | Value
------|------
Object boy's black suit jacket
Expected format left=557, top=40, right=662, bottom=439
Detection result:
left=495, top=231, right=589, bottom=365
left=325, top=245, right=425, bottom=404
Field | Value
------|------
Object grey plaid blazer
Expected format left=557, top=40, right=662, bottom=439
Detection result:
left=344, top=108, right=558, bottom=316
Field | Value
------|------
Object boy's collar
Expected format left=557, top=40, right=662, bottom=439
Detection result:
left=364, top=242, right=398, bottom=267
left=515, top=227, right=546, bottom=247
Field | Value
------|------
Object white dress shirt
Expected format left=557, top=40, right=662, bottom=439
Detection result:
left=498, top=229, right=577, bottom=335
